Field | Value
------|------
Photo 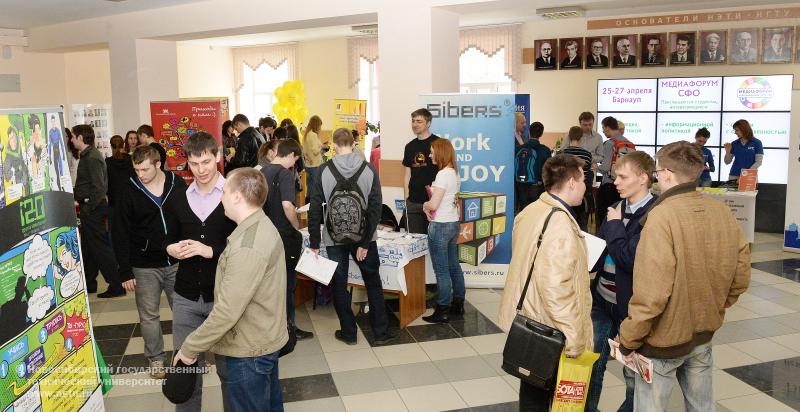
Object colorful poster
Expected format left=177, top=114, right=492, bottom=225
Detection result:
left=0, top=107, right=103, bottom=411
left=70, top=105, right=113, bottom=158
left=419, top=94, right=516, bottom=288
left=333, top=99, right=367, bottom=154
left=150, top=100, right=226, bottom=183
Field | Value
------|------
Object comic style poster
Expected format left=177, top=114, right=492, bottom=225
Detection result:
left=0, top=107, right=104, bottom=412
left=150, top=100, right=225, bottom=183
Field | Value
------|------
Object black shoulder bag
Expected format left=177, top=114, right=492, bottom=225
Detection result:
left=501, top=207, right=567, bottom=390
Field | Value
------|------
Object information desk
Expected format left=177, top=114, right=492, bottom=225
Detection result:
left=296, top=229, right=430, bottom=328
left=699, top=189, right=757, bottom=243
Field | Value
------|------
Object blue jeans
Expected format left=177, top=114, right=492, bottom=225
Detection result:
left=635, top=343, right=714, bottom=412
left=326, top=241, right=389, bottom=340
left=215, top=351, right=283, bottom=412
left=427, top=221, right=465, bottom=306
left=586, top=289, right=633, bottom=412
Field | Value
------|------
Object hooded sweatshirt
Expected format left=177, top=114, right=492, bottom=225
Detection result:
left=308, top=152, right=381, bottom=249
left=105, top=154, right=134, bottom=207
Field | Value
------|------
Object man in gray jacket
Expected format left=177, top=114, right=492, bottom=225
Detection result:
left=174, top=168, right=288, bottom=410
left=308, top=128, right=396, bottom=346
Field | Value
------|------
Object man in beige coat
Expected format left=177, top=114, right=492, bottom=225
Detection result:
left=174, top=168, right=288, bottom=411
left=619, top=141, right=750, bottom=411
left=500, top=154, right=593, bottom=411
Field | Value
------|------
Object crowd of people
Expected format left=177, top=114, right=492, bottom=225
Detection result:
left=66, top=105, right=760, bottom=411
left=504, top=113, right=757, bottom=411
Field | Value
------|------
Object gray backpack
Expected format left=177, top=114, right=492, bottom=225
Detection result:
left=325, top=162, right=368, bottom=244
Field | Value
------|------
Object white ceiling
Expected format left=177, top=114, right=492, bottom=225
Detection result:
left=0, top=0, right=206, bottom=30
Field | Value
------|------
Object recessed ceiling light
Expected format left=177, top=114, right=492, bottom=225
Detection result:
left=536, top=7, right=584, bottom=19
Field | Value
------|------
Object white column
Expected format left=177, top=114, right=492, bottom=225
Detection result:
left=377, top=4, right=459, bottom=168
left=109, top=36, right=179, bottom=131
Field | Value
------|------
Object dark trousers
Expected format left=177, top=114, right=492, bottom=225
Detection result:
left=325, top=241, right=388, bottom=340
left=79, top=200, right=121, bottom=290
left=519, top=381, right=553, bottom=411
left=406, top=200, right=429, bottom=234
left=280, top=229, right=303, bottom=325
left=515, top=183, right=544, bottom=212
left=596, top=182, right=621, bottom=228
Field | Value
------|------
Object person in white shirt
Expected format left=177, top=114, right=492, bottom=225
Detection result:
left=422, top=138, right=465, bottom=323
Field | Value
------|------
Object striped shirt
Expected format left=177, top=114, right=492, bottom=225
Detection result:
left=561, top=146, right=593, bottom=186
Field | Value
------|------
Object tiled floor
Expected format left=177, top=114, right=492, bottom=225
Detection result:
left=91, top=231, right=800, bottom=411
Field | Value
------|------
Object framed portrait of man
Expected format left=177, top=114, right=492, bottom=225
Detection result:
left=729, top=28, right=759, bottom=64
left=762, top=27, right=794, bottom=63
left=640, top=33, right=666, bottom=66
left=559, top=38, right=584, bottom=69
left=612, top=35, right=638, bottom=68
left=534, top=39, right=557, bottom=70
left=586, top=36, right=610, bottom=69
left=699, top=30, right=727, bottom=64
left=669, top=32, right=696, bottom=65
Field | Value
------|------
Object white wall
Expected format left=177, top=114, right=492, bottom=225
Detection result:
left=0, top=46, right=65, bottom=109
left=176, top=44, right=235, bottom=107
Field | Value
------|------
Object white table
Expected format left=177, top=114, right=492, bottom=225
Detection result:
left=699, top=189, right=757, bottom=243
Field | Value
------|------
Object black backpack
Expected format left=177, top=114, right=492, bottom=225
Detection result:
left=325, top=161, right=369, bottom=244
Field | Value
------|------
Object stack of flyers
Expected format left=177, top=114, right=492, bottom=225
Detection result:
left=608, top=339, right=653, bottom=384
left=425, top=185, right=436, bottom=219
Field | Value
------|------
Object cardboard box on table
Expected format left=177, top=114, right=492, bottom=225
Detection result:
left=456, top=192, right=507, bottom=266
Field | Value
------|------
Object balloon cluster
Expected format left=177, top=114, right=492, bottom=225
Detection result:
left=272, top=80, right=309, bottom=126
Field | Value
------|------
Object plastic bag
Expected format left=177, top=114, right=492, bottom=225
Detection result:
left=551, top=351, right=600, bottom=412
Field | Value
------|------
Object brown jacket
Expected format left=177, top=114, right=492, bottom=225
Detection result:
left=619, top=182, right=751, bottom=359
left=499, top=193, right=593, bottom=357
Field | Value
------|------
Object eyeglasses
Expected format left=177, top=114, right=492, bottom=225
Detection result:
left=652, top=168, right=671, bottom=180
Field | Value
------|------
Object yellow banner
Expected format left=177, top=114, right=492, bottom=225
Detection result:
left=333, top=99, right=367, bottom=152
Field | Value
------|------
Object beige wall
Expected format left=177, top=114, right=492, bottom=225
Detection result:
left=176, top=44, right=235, bottom=109
left=518, top=18, right=800, bottom=136
left=0, top=46, right=66, bottom=108
left=298, top=38, right=356, bottom=127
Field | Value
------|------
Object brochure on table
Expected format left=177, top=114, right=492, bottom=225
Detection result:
left=0, top=107, right=105, bottom=411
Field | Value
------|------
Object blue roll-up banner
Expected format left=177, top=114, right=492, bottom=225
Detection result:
left=420, top=94, right=516, bottom=288
left=516, top=94, right=531, bottom=137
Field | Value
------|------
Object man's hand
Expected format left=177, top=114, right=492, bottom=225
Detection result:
left=173, top=349, right=197, bottom=366
left=166, top=243, right=183, bottom=259
left=122, top=279, right=136, bottom=292
left=565, top=349, right=581, bottom=359
left=310, top=248, right=319, bottom=258
left=607, top=202, right=622, bottom=221
left=356, top=247, right=368, bottom=262
left=171, top=240, right=213, bottom=260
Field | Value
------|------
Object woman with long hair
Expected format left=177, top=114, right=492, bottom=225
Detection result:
left=124, top=130, right=139, bottom=154
left=723, top=119, right=763, bottom=182
left=303, top=115, right=323, bottom=199
left=421, top=138, right=466, bottom=323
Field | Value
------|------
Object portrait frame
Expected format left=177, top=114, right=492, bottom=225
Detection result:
left=558, top=37, right=584, bottom=70
left=534, top=38, right=558, bottom=71
left=640, top=33, right=667, bottom=67
left=729, top=28, right=760, bottom=65
left=611, top=34, right=638, bottom=68
left=699, top=30, right=728, bottom=65
left=586, top=36, right=610, bottom=69
left=761, top=26, right=794, bottom=64
left=668, top=31, right=697, bottom=66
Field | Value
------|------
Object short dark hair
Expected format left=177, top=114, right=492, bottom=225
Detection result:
left=568, top=126, right=583, bottom=142
left=656, top=141, right=704, bottom=181
left=578, top=112, right=594, bottom=122
left=273, top=127, right=287, bottom=140
left=601, top=116, right=619, bottom=131
left=185, top=131, right=219, bottom=158
left=227, top=168, right=268, bottom=208
left=132, top=145, right=160, bottom=165
left=695, top=127, right=711, bottom=139
left=543, top=154, right=585, bottom=192
left=411, top=108, right=433, bottom=123
left=333, top=128, right=354, bottom=147
left=279, top=118, right=294, bottom=128
left=286, top=125, right=300, bottom=142
left=27, top=114, right=40, bottom=130
left=529, top=122, right=544, bottom=139
left=232, top=114, right=249, bottom=126
left=72, top=124, right=95, bottom=146
left=137, top=124, right=154, bottom=138
left=677, top=35, right=691, bottom=44
left=276, top=138, right=301, bottom=158
left=259, top=117, right=277, bottom=129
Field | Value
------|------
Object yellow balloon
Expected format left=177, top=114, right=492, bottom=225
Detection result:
left=272, top=102, right=283, bottom=116
left=297, top=107, right=309, bottom=123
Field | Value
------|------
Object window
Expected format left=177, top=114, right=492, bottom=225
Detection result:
left=358, top=57, right=380, bottom=124
left=237, top=61, right=289, bottom=122
left=459, top=47, right=515, bottom=93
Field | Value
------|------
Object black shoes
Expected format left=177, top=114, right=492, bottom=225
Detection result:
left=450, top=298, right=465, bottom=316
left=97, top=287, right=126, bottom=299
left=334, top=330, right=357, bottom=346
left=373, top=333, right=398, bottom=346
left=296, top=327, right=314, bottom=340
left=422, top=305, right=450, bottom=323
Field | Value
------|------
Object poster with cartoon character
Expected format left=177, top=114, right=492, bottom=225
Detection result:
left=22, top=113, right=50, bottom=194
left=46, top=113, right=71, bottom=193
left=1, top=114, right=30, bottom=205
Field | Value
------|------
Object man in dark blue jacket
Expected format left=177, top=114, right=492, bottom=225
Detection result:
left=586, top=151, right=657, bottom=412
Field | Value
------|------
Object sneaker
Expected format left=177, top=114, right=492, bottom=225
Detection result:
left=334, top=330, right=357, bottom=346
left=97, top=288, right=126, bottom=299
left=295, top=327, right=314, bottom=340
left=373, top=333, right=398, bottom=346
left=149, top=360, right=166, bottom=379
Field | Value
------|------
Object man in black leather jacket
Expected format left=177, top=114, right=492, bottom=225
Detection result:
left=226, top=114, right=265, bottom=172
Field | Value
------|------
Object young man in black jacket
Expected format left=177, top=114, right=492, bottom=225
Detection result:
left=226, top=114, right=265, bottom=172
left=163, top=132, right=235, bottom=411
left=585, top=151, right=657, bottom=412
left=137, top=124, right=167, bottom=170
left=309, top=128, right=395, bottom=346
left=260, top=138, right=314, bottom=341
left=112, top=145, right=186, bottom=379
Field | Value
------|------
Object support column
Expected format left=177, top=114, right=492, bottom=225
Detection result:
left=109, top=36, right=179, bottom=131
left=377, top=4, right=459, bottom=187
